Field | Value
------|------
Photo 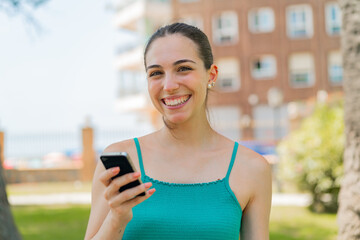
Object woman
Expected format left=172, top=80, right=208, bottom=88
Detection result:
left=85, top=23, right=272, bottom=240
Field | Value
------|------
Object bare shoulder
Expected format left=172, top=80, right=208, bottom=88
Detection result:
left=101, top=138, right=142, bottom=172
left=235, top=144, right=271, bottom=179
left=103, top=138, right=136, bottom=153
left=92, top=139, right=136, bottom=176
left=103, top=132, right=156, bottom=155
left=217, top=135, right=271, bottom=178
left=229, top=143, right=272, bottom=210
left=233, top=145, right=272, bottom=239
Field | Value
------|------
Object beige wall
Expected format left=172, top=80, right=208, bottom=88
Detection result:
left=4, top=168, right=81, bottom=183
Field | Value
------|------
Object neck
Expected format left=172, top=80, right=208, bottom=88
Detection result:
left=158, top=111, right=217, bottom=149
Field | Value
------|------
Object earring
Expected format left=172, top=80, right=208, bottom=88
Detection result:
left=208, top=82, right=215, bottom=89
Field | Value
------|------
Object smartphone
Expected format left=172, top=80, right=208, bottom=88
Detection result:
left=100, top=152, right=145, bottom=197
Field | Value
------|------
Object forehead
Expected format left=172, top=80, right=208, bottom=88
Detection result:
left=145, top=34, right=201, bottom=67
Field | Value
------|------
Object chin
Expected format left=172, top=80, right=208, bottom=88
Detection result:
left=163, top=114, right=190, bottom=126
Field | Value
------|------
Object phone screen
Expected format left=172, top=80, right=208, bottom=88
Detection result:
left=100, top=152, right=145, bottom=196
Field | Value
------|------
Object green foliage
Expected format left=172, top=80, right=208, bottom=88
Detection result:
left=12, top=205, right=338, bottom=240
left=0, top=0, right=49, bottom=12
left=0, top=0, right=50, bottom=31
left=13, top=205, right=90, bottom=240
left=278, top=101, right=344, bottom=213
left=270, top=206, right=337, bottom=240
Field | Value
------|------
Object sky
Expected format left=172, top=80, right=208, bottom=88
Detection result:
left=0, top=0, right=145, bottom=134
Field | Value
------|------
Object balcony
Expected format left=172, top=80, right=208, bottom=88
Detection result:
left=115, top=94, right=148, bottom=112
left=115, top=46, right=143, bottom=70
left=115, top=0, right=145, bottom=31
left=114, top=0, right=171, bottom=32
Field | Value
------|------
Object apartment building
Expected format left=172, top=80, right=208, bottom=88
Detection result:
left=173, top=0, right=343, bottom=141
left=114, top=0, right=172, bottom=127
left=114, top=0, right=342, bottom=142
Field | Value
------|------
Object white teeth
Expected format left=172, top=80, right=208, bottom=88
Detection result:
left=164, top=95, right=190, bottom=106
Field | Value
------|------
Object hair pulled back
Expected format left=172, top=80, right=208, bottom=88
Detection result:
left=144, top=22, right=213, bottom=70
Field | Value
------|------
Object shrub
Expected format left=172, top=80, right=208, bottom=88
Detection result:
left=278, top=101, right=344, bottom=213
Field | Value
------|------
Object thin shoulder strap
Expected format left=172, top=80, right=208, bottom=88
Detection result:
left=225, top=141, right=239, bottom=180
left=134, top=138, right=146, bottom=177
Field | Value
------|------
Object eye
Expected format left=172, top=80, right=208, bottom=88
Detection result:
left=178, top=66, right=192, bottom=72
left=149, top=71, right=162, bottom=77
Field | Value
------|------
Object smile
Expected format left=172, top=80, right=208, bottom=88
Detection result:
left=162, top=95, right=191, bottom=107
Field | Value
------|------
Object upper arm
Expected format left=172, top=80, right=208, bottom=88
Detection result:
left=84, top=160, right=110, bottom=240
left=84, top=140, right=135, bottom=240
left=239, top=156, right=272, bottom=240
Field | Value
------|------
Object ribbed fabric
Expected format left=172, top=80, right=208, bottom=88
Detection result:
left=122, top=138, right=242, bottom=240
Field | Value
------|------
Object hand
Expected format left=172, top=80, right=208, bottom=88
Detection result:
left=99, top=167, right=155, bottom=228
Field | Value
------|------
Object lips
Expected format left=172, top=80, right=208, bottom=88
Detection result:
left=162, top=95, right=191, bottom=107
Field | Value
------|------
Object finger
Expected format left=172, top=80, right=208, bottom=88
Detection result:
left=99, top=167, right=120, bottom=187
left=108, top=182, right=153, bottom=208
left=124, top=188, right=156, bottom=209
left=105, top=172, right=141, bottom=200
left=117, top=181, right=152, bottom=203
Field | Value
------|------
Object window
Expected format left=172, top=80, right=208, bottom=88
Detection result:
left=253, top=105, right=288, bottom=141
left=251, top=55, right=277, bottom=79
left=118, top=70, right=147, bottom=96
left=289, top=53, right=315, bottom=88
left=213, top=11, right=239, bottom=44
left=325, top=2, right=342, bottom=36
left=328, top=51, right=343, bottom=85
left=286, top=5, right=314, bottom=39
left=209, top=106, right=242, bottom=141
left=180, top=15, right=203, bottom=30
left=248, top=8, right=275, bottom=33
left=216, top=58, right=240, bottom=91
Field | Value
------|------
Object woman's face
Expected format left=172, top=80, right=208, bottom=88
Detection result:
left=145, top=34, right=217, bottom=125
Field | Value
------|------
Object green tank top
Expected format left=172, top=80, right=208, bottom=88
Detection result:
left=123, top=138, right=242, bottom=239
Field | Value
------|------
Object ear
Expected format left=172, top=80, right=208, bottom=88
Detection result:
left=208, top=64, right=218, bottom=86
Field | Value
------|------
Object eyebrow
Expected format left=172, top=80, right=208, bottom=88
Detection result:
left=174, top=59, right=196, bottom=65
left=146, top=59, right=196, bottom=71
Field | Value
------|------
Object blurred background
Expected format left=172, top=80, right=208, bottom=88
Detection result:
left=0, top=0, right=344, bottom=239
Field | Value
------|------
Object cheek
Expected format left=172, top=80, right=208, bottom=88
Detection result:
left=148, top=80, right=156, bottom=93
left=148, top=80, right=161, bottom=100
left=182, top=72, right=206, bottom=87
left=191, top=73, right=208, bottom=93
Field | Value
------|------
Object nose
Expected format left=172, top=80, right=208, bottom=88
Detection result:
left=163, top=73, right=179, bottom=92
